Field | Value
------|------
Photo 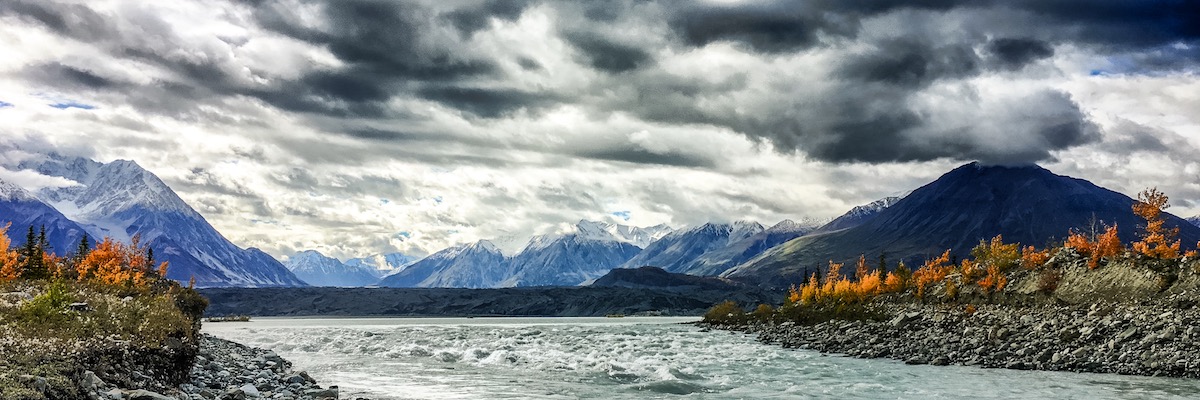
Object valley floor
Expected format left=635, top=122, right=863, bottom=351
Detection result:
left=199, top=286, right=784, bottom=318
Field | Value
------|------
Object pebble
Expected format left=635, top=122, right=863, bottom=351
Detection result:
left=711, top=301, right=1200, bottom=379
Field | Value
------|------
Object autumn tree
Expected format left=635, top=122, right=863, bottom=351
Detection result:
left=75, top=234, right=168, bottom=288
left=0, top=224, right=21, bottom=282
left=1132, top=187, right=1180, bottom=259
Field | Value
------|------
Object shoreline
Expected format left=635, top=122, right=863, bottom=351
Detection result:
left=65, top=334, right=348, bottom=400
left=705, top=300, right=1200, bottom=379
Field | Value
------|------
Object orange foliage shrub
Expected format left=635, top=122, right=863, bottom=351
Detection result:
left=787, top=257, right=887, bottom=306
left=0, top=224, right=20, bottom=282
left=978, top=263, right=1008, bottom=294
left=1094, top=226, right=1123, bottom=264
left=959, top=259, right=980, bottom=282
left=1132, top=187, right=1180, bottom=259
left=76, top=235, right=168, bottom=288
left=1066, top=226, right=1124, bottom=269
left=913, top=250, right=953, bottom=298
left=1021, top=246, right=1050, bottom=270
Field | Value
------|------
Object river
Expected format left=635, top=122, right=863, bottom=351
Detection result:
left=203, top=317, right=1200, bottom=399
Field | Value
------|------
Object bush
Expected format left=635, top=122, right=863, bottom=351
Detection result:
left=702, top=300, right=745, bottom=325
left=18, top=279, right=75, bottom=324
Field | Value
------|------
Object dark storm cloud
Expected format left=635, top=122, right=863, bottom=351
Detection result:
left=22, top=63, right=117, bottom=89
left=0, top=0, right=116, bottom=42
left=577, top=145, right=716, bottom=169
left=985, top=38, right=1054, bottom=70
left=839, top=39, right=980, bottom=88
left=563, top=31, right=654, bottom=73
left=666, top=3, right=838, bottom=53
left=6, top=0, right=1198, bottom=168
left=444, top=0, right=535, bottom=37
left=416, top=86, right=559, bottom=118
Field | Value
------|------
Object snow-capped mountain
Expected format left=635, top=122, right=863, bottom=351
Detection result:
left=501, top=226, right=643, bottom=287
left=286, top=250, right=379, bottom=287
left=574, top=220, right=673, bottom=248
left=618, top=221, right=766, bottom=274
left=10, top=153, right=305, bottom=287
left=680, top=219, right=823, bottom=276
left=0, top=178, right=90, bottom=255
left=814, top=192, right=909, bottom=233
left=1189, top=215, right=1200, bottom=228
left=376, top=240, right=507, bottom=288
left=344, top=252, right=419, bottom=277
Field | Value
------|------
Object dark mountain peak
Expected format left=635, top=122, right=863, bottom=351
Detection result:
left=725, top=163, right=1200, bottom=287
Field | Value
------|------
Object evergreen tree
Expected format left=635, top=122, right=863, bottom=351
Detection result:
left=877, top=252, right=889, bottom=281
left=38, top=225, right=49, bottom=255
left=77, top=235, right=90, bottom=259
left=20, top=225, right=47, bottom=280
left=147, top=247, right=155, bottom=271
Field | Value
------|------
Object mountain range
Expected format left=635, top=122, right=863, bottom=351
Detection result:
left=285, top=250, right=380, bottom=287
left=723, top=163, right=1200, bottom=286
left=1189, top=216, right=1200, bottom=228
left=1, top=153, right=305, bottom=287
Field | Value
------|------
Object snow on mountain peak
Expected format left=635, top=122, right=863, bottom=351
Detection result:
left=472, top=239, right=500, bottom=253
left=729, top=220, right=765, bottom=242
left=0, top=179, right=37, bottom=202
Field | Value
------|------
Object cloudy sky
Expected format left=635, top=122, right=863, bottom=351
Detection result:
left=0, top=0, right=1197, bottom=261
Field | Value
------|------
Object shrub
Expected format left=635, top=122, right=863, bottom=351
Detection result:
left=751, top=304, right=775, bottom=322
left=1021, top=246, right=1050, bottom=270
left=702, top=300, right=745, bottom=325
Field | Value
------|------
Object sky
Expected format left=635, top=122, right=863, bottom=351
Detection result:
left=0, top=0, right=1197, bottom=261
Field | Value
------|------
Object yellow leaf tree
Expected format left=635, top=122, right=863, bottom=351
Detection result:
left=1132, top=188, right=1180, bottom=259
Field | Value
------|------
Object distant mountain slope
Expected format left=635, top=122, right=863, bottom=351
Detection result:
left=377, top=241, right=507, bottom=288
left=14, top=153, right=305, bottom=287
left=724, top=162, right=1200, bottom=287
left=0, top=179, right=90, bottom=255
left=813, top=193, right=907, bottom=233
left=286, top=250, right=379, bottom=287
left=501, top=232, right=642, bottom=287
left=619, top=221, right=764, bottom=273
left=344, top=252, right=418, bottom=277
left=679, top=219, right=821, bottom=276
left=1189, top=216, right=1200, bottom=228
left=590, top=266, right=742, bottom=291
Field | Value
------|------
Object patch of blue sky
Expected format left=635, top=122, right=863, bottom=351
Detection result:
left=49, top=100, right=96, bottom=110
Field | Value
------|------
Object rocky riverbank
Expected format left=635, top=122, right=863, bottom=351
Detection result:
left=711, top=298, right=1200, bottom=378
left=75, top=334, right=350, bottom=400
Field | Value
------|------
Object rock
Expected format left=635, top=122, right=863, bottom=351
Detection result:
left=18, top=375, right=48, bottom=393
left=239, top=383, right=261, bottom=398
left=305, top=387, right=338, bottom=399
left=891, top=312, right=921, bottom=328
left=81, top=370, right=106, bottom=391
left=127, top=389, right=175, bottom=400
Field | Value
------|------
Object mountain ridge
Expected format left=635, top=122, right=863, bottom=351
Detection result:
left=4, top=152, right=305, bottom=287
left=723, top=162, right=1200, bottom=287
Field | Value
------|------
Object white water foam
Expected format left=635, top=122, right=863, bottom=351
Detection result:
left=205, top=317, right=1200, bottom=399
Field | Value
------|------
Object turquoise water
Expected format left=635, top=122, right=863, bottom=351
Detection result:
left=204, top=317, right=1200, bottom=399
